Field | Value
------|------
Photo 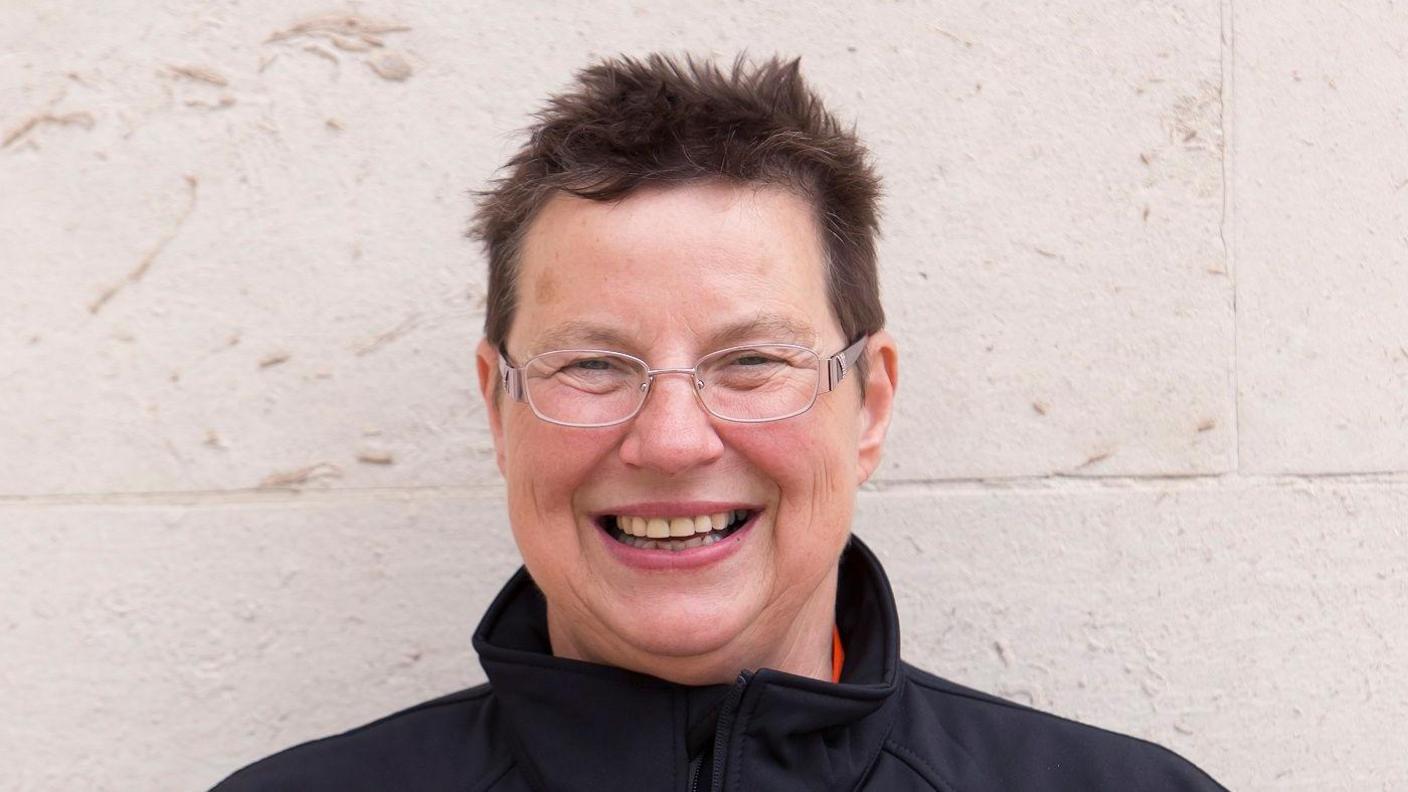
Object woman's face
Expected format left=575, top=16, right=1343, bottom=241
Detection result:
left=476, top=181, right=895, bottom=683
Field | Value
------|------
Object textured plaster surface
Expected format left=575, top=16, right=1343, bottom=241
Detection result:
left=2, top=1, right=1406, bottom=791
left=1233, top=1, right=1408, bottom=473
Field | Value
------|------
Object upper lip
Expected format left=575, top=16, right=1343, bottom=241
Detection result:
left=590, top=501, right=761, bottom=518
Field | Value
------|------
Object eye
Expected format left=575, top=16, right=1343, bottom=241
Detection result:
left=548, top=355, right=629, bottom=376
left=720, top=349, right=791, bottom=369
left=731, top=354, right=775, bottom=366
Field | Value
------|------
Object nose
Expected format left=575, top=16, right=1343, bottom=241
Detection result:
left=618, top=371, right=725, bottom=475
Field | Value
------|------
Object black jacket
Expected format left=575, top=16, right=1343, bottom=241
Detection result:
left=212, top=536, right=1226, bottom=791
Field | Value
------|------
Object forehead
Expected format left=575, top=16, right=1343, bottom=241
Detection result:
left=512, top=182, right=833, bottom=352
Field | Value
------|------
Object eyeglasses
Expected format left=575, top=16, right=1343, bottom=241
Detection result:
left=499, top=336, right=869, bottom=428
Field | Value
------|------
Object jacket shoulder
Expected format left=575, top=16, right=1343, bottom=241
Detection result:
left=210, top=683, right=510, bottom=792
left=888, top=663, right=1227, bottom=791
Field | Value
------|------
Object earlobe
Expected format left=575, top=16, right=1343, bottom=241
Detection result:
left=855, top=331, right=899, bottom=485
left=475, top=338, right=509, bottom=476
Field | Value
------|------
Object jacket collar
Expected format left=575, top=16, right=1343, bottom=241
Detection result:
left=472, top=535, right=904, bottom=792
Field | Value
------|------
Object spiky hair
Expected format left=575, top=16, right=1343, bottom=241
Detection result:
left=470, top=53, right=884, bottom=364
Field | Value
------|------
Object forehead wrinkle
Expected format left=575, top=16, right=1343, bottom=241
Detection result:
left=712, top=313, right=819, bottom=348
left=529, top=319, right=637, bottom=354
left=529, top=313, right=819, bottom=358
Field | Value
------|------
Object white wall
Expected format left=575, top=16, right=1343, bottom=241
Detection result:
left=2, top=2, right=1404, bottom=789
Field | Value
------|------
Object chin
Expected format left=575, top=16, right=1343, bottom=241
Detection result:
left=601, top=592, right=760, bottom=664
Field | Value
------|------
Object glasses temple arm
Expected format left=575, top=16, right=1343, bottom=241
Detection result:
left=823, top=335, right=870, bottom=392
left=498, top=352, right=526, bottom=402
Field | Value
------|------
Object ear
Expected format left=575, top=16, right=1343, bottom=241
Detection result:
left=855, top=330, right=899, bottom=485
left=475, top=337, right=509, bottom=476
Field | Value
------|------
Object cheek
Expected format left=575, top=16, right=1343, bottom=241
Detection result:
left=726, top=420, right=856, bottom=591
left=503, top=419, right=616, bottom=516
left=502, top=423, right=620, bottom=592
left=722, top=416, right=854, bottom=514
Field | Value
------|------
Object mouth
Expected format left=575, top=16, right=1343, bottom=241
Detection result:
left=595, top=509, right=756, bottom=552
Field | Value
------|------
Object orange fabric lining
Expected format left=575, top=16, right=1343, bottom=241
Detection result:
left=831, top=625, right=845, bottom=683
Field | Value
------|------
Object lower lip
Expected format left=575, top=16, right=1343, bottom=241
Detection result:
left=596, top=513, right=758, bottom=571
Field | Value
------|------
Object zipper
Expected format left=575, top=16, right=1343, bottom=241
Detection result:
left=709, top=670, right=753, bottom=792
left=687, top=755, right=702, bottom=792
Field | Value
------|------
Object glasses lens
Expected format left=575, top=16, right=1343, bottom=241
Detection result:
left=523, top=351, right=647, bottom=426
left=698, top=345, right=820, bottom=421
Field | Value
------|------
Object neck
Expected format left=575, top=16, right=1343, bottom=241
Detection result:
left=547, top=568, right=839, bottom=686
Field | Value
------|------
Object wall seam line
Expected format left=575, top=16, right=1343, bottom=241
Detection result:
left=1220, top=0, right=1241, bottom=474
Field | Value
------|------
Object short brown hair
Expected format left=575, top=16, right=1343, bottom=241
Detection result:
left=469, top=53, right=884, bottom=378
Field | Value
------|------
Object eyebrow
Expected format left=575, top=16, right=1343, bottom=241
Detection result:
left=527, top=314, right=820, bottom=357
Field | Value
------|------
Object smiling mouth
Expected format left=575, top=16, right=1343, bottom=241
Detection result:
left=598, top=510, right=755, bottom=552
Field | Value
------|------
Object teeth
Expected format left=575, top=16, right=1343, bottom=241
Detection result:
left=612, top=510, right=751, bottom=549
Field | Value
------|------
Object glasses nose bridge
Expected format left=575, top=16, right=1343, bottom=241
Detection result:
left=642, top=365, right=704, bottom=390
left=638, top=365, right=706, bottom=413
left=644, top=365, right=701, bottom=380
